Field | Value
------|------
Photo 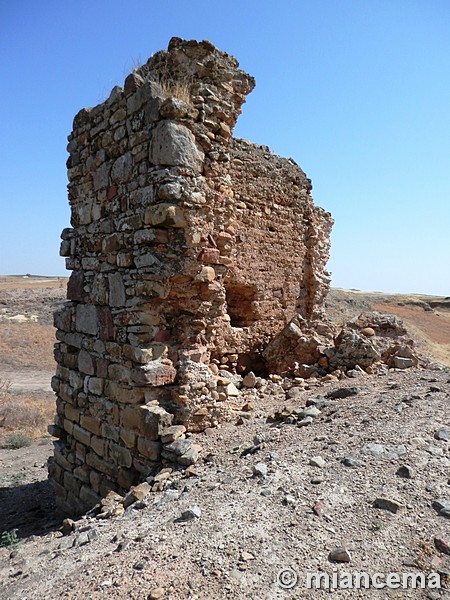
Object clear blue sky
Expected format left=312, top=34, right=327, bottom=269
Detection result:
left=1, top=0, right=449, bottom=295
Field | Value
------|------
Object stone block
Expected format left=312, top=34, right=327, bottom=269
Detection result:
left=51, top=479, right=68, bottom=500
left=54, top=447, right=73, bottom=472
left=67, top=271, right=84, bottom=301
left=89, top=469, right=102, bottom=492
left=109, top=442, right=133, bottom=468
left=75, top=304, right=98, bottom=335
left=149, top=121, right=204, bottom=173
left=104, top=381, right=145, bottom=404
left=119, top=428, right=136, bottom=448
left=108, top=272, right=126, bottom=307
left=78, top=349, right=95, bottom=375
left=101, top=422, right=120, bottom=442
left=195, top=266, right=215, bottom=282
left=121, top=405, right=143, bottom=433
left=141, top=404, right=174, bottom=440
left=51, top=376, right=60, bottom=393
left=63, top=471, right=80, bottom=496
left=393, top=356, right=414, bottom=369
left=87, top=377, right=104, bottom=395
left=93, top=161, right=111, bottom=191
left=137, top=437, right=162, bottom=461
left=108, top=363, right=131, bottom=382
left=117, top=251, right=134, bottom=267
left=118, top=468, right=140, bottom=490
left=199, top=248, right=221, bottom=264
left=79, top=485, right=101, bottom=508
left=65, top=404, right=80, bottom=423
left=98, top=307, right=115, bottom=341
left=96, top=357, right=109, bottom=378
left=64, top=333, right=84, bottom=350
left=134, top=252, right=163, bottom=270
left=90, top=435, right=107, bottom=457
left=160, top=425, right=186, bottom=444
left=144, top=203, right=187, bottom=228
left=132, top=359, right=177, bottom=386
left=72, top=424, right=92, bottom=446
left=134, top=228, right=169, bottom=245
left=111, top=152, right=133, bottom=183
left=86, top=451, right=118, bottom=478
left=63, top=418, right=74, bottom=435
left=54, top=305, right=73, bottom=331
left=69, top=369, right=84, bottom=391
left=59, top=383, right=75, bottom=403
left=73, top=464, right=90, bottom=484
left=99, top=477, right=119, bottom=498
left=80, top=414, right=102, bottom=436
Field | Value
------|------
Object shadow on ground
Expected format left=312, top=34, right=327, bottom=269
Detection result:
left=0, top=478, right=65, bottom=540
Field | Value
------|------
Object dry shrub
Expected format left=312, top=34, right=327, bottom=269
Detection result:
left=0, top=385, right=54, bottom=440
left=156, top=78, right=192, bottom=105
left=0, top=322, right=56, bottom=370
left=0, top=378, right=11, bottom=398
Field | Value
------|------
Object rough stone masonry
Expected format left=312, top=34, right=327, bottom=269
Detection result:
left=49, top=38, right=334, bottom=513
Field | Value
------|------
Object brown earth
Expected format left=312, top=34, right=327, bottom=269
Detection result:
left=0, top=276, right=67, bottom=290
left=0, top=277, right=449, bottom=598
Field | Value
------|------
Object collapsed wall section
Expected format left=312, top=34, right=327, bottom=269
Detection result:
left=49, top=38, right=333, bottom=513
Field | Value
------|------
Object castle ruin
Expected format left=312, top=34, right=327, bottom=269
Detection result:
left=49, top=38, right=334, bottom=513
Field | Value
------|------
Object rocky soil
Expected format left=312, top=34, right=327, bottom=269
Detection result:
left=1, top=367, right=449, bottom=599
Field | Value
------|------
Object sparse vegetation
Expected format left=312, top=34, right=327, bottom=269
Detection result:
left=0, top=388, right=54, bottom=442
left=0, top=528, right=19, bottom=548
left=4, top=431, right=33, bottom=449
left=153, top=54, right=193, bottom=105
left=156, top=78, right=192, bottom=105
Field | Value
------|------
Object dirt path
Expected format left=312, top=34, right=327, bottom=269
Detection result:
left=0, top=367, right=54, bottom=393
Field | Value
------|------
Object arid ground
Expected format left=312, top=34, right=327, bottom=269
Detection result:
left=0, top=277, right=448, bottom=599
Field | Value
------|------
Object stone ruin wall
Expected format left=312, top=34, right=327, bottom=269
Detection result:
left=49, top=38, right=333, bottom=514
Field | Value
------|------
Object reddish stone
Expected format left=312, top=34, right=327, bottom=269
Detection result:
left=107, top=185, right=117, bottom=200
left=67, top=271, right=84, bottom=301
left=199, top=248, right=220, bottom=264
left=313, top=501, right=326, bottom=517
left=435, top=536, right=450, bottom=556
left=98, top=307, right=114, bottom=340
left=96, top=358, right=109, bottom=378
left=154, top=330, right=170, bottom=342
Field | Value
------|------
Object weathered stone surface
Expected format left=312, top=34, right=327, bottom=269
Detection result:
left=326, top=329, right=381, bottom=370
left=141, top=405, right=174, bottom=439
left=329, top=547, right=351, bottom=563
left=373, top=496, right=404, bottom=513
left=75, top=304, right=98, bottom=335
left=137, top=437, right=161, bottom=461
left=264, top=315, right=333, bottom=374
left=149, top=121, right=204, bottom=172
left=133, top=360, right=177, bottom=386
left=393, top=356, right=414, bottom=369
left=108, top=273, right=126, bottom=307
left=111, top=152, right=133, bottom=183
left=144, top=203, right=187, bottom=228
left=122, top=482, right=151, bottom=508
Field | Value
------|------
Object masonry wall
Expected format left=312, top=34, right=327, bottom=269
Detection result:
left=49, top=38, right=333, bottom=513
